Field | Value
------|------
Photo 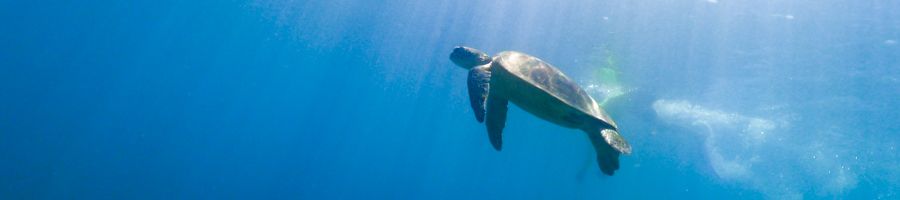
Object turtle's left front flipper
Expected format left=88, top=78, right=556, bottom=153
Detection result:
left=467, top=65, right=491, bottom=123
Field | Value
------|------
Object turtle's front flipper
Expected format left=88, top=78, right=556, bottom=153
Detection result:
left=467, top=65, right=491, bottom=122
left=485, top=95, right=508, bottom=151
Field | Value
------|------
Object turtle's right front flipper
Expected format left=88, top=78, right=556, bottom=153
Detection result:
left=467, top=65, right=491, bottom=123
left=485, top=94, right=508, bottom=151
left=468, top=63, right=506, bottom=151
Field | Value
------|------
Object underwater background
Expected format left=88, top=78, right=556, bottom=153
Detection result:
left=2, top=0, right=899, bottom=199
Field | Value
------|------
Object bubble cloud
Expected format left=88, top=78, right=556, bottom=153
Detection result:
left=652, top=99, right=859, bottom=199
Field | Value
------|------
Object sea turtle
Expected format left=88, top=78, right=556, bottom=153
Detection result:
left=450, top=46, right=632, bottom=175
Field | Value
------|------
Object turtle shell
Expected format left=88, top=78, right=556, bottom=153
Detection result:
left=494, top=51, right=618, bottom=129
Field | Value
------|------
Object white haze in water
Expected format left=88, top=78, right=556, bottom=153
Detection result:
left=652, top=99, right=859, bottom=199
left=584, top=83, right=626, bottom=106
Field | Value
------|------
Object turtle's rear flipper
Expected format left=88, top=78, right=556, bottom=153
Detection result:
left=587, top=129, right=630, bottom=175
left=601, top=129, right=632, bottom=154
left=467, top=65, right=491, bottom=122
left=485, top=96, right=508, bottom=151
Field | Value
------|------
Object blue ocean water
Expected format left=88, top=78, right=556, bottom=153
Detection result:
left=2, top=0, right=899, bottom=199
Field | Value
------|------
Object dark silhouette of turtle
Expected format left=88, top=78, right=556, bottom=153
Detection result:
left=451, top=46, right=631, bottom=175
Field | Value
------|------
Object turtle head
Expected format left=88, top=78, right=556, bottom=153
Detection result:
left=450, top=46, right=491, bottom=69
